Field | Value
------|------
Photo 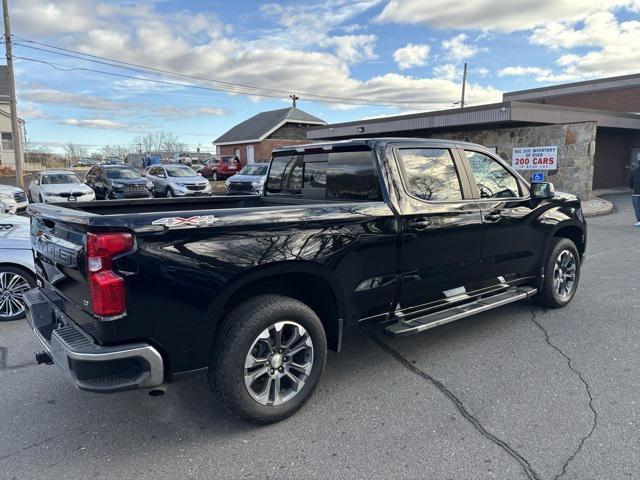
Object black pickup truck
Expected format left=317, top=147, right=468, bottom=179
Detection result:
left=25, top=138, right=586, bottom=423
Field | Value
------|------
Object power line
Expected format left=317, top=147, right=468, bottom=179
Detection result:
left=12, top=36, right=452, bottom=108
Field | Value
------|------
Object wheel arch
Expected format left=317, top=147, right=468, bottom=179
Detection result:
left=206, top=261, right=347, bottom=352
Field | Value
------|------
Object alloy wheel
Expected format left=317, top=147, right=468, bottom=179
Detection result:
left=553, top=249, right=577, bottom=298
left=0, top=271, right=31, bottom=320
left=244, top=321, right=314, bottom=406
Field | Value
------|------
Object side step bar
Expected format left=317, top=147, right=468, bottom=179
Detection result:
left=385, top=286, right=537, bottom=337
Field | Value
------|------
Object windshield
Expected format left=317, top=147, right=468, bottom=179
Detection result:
left=41, top=173, right=81, bottom=185
left=165, top=165, right=197, bottom=177
left=106, top=168, right=141, bottom=180
left=240, top=164, right=268, bottom=176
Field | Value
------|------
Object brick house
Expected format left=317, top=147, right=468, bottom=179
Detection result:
left=213, top=107, right=325, bottom=164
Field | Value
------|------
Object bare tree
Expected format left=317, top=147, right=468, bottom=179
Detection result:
left=64, top=142, right=87, bottom=167
left=102, top=144, right=130, bottom=159
left=130, top=131, right=187, bottom=154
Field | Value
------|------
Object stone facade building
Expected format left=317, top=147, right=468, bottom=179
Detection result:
left=308, top=73, right=640, bottom=200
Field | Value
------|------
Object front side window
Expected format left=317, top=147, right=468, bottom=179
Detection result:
left=165, top=165, right=197, bottom=177
left=1, top=132, right=13, bottom=151
left=106, top=167, right=141, bottom=180
left=464, top=150, right=520, bottom=199
left=266, top=155, right=302, bottom=194
left=397, top=148, right=462, bottom=201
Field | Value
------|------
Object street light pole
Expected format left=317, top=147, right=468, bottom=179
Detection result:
left=2, top=0, right=24, bottom=188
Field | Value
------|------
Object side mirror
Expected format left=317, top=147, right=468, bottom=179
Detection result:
left=531, top=182, right=555, bottom=200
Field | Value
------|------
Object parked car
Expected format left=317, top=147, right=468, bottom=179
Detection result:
left=28, top=170, right=95, bottom=203
left=0, top=185, right=28, bottom=214
left=103, top=157, right=124, bottom=165
left=84, top=164, right=153, bottom=200
left=199, top=155, right=240, bottom=181
left=74, top=157, right=99, bottom=167
left=225, top=163, right=268, bottom=194
left=26, top=138, right=586, bottom=424
left=0, top=214, right=36, bottom=320
left=172, top=153, right=193, bottom=165
left=144, top=164, right=212, bottom=197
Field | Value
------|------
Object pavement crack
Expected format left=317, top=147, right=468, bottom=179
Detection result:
left=367, top=333, right=542, bottom=480
left=530, top=309, right=598, bottom=480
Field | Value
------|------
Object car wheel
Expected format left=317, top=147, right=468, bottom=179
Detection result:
left=0, top=266, right=36, bottom=321
left=534, top=237, right=581, bottom=308
left=209, top=294, right=327, bottom=424
left=166, top=188, right=174, bottom=198
left=212, top=171, right=218, bottom=182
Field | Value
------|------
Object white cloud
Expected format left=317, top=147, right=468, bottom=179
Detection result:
left=64, top=118, right=127, bottom=129
left=498, top=66, right=578, bottom=83
left=433, top=64, right=461, bottom=82
left=441, top=34, right=479, bottom=62
left=20, top=88, right=130, bottom=111
left=154, top=106, right=226, bottom=118
left=259, top=0, right=381, bottom=63
left=14, top=0, right=502, bottom=120
left=322, top=34, right=378, bottom=63
left=377, top=0, right=640, bottom=32
left=530, top=12, right=640, bottom=77
left=393, top=43, right=430, bottom=69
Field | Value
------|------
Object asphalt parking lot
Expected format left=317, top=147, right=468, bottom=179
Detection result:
left=1, top=193, right=639, bottom=480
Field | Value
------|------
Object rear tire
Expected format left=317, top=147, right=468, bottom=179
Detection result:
left=209, top=294, right=327, bottom=424
left=534, top=238, right=581, bottom=308
left=0, top=266, right=36, bottom=321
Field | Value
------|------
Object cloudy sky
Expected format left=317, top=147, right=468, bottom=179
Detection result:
left=9, top=0, right=640, bottom=152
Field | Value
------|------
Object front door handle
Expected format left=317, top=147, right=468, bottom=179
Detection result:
left=407, top=217, right=432, bottom=230
left=484, top=212, right=502, bottom=222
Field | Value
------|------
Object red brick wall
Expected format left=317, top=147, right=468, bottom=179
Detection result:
left=218, top=139, right=311, bottom=164
left=527, top=86, right=640, bottom=113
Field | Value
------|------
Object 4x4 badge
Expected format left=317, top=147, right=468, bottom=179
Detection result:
left=152, top=215, right=218, bottom=228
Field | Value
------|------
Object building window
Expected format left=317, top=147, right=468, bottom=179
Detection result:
left=216, top=145, right=221, bottom=155
left=1, top=132, right=13, bottom=151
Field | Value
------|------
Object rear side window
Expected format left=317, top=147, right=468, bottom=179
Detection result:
left=266, top=150, right=381, bottom=201
left=397, top=148, right=462, bottom=201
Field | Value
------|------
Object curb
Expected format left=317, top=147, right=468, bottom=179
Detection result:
left=583, top=197, right=615, bottom=218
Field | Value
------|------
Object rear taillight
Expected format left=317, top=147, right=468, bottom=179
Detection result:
left=87, top=232, right=133, bottom=317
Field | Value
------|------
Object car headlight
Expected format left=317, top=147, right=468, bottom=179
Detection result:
left=112, top=182, right=124, bottom=188
left=146, top=181, right=154, bottom=189
left=251, top=179, right=265, bottom=187
left=174, top=183, right=188, bottom=191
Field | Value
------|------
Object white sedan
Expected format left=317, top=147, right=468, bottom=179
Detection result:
left=0, top=214, right=35, bottom=320
left=28, top=170, right=95, bottom=203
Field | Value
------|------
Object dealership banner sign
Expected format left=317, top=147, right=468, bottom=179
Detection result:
left=512, top=146, right=558, bottom=170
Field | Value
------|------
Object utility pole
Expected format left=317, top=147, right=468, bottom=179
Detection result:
left=289, top=94, right=299, bottom=108
left=2, top=0, right=23, bottom=188
left=460, top=62, right=467, bottom=109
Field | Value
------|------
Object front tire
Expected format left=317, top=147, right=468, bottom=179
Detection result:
left=534, top=238, right=581, bottom=308
left=209, top=294, right=327, bottom=424
left=0, top=266, right=36, bottom=321
left=166, top=188, right=174, bottom=198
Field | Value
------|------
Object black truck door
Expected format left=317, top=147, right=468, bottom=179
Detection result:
left=459, top=148, right=545, bottom=283
left=394, top=145, right=484, bottom=313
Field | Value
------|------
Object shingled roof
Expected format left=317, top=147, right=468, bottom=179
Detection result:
left=214, top=107, right=325, bottom=145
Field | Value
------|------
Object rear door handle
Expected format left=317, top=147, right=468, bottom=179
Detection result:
left=407, top=217, right=432, bottom=230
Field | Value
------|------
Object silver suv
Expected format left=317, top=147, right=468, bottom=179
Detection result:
left=144, top=164, right=212, bottom=197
